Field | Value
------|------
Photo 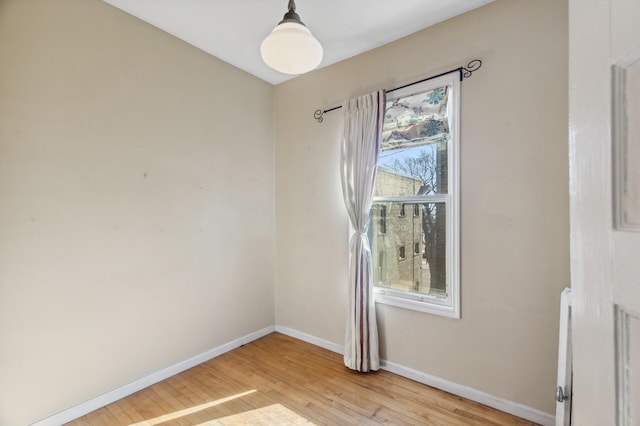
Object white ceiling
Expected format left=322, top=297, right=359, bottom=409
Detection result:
left=102, top=0, right=494, bottom=85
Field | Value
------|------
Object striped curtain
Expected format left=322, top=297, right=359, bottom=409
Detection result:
left=340, top=90, right=385, bottom=372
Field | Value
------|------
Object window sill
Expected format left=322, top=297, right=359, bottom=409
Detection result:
left=374, top=289, right=460, bottom=318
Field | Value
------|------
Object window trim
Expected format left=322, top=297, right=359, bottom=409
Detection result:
left=372, top=73, right=460, bottom=319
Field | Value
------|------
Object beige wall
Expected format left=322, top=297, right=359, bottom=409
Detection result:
left=0, top=1, right=274, bottom=425
left=275, top=0, right=568, bottom=415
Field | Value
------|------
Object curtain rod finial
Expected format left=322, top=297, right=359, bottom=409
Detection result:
left=461, top=59, right=482, bottom=79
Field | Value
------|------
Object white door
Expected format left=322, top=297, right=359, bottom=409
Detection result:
left=569, top=0, right=640, bottom=424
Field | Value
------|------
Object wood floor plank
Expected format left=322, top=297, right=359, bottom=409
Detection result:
left=66, top=333, right=539, bottom=425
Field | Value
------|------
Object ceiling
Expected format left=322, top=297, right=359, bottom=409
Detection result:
left=102, top=0, right=494, bottom=85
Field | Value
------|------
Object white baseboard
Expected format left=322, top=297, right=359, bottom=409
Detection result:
left=33, top=324, right=554, bottom=426
left=380, top=359, right=555, bottom=426
left=274, top=325, right=344, bottom=354
left=274, top=326, right=555, bottom=426
left=31, top=325, right=275, bottom=426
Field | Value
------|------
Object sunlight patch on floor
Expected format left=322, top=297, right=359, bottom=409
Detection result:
left=197, top=403, right=315, bottom=425
left=128, top=390, right=257, bottom=425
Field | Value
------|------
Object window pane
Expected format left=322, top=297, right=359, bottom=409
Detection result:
left=375, top=142, right=448, bottom=196
left=370, top=202, right=447, bottom=298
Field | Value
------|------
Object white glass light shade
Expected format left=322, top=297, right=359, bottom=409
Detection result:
left=260, top=22, right=323, bottom=75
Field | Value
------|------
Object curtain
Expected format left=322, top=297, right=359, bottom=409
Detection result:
left=340, top=90, right=385, bottom=372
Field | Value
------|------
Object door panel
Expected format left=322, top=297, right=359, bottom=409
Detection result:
left=615, top=308, right=640, bottom=425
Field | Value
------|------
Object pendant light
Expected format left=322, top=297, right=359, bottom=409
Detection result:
left=260, top=0, right=323, bottom=75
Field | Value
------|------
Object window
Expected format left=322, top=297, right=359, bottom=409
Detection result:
left=378, top=205, right=387, bottom=234
left=370, top=73, right=460, bottom=318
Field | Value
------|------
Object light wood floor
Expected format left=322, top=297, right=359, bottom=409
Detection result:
left=67, top=332, right=538, bottom=425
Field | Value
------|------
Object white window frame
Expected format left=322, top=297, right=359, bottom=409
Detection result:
left=372, top=73, right=460, bottom=319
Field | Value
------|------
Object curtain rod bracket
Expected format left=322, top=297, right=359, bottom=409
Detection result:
left=313, top=59, right=482, bottom=123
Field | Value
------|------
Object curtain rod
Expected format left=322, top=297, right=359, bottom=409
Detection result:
left=313, top=59, right=482, bottom=123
